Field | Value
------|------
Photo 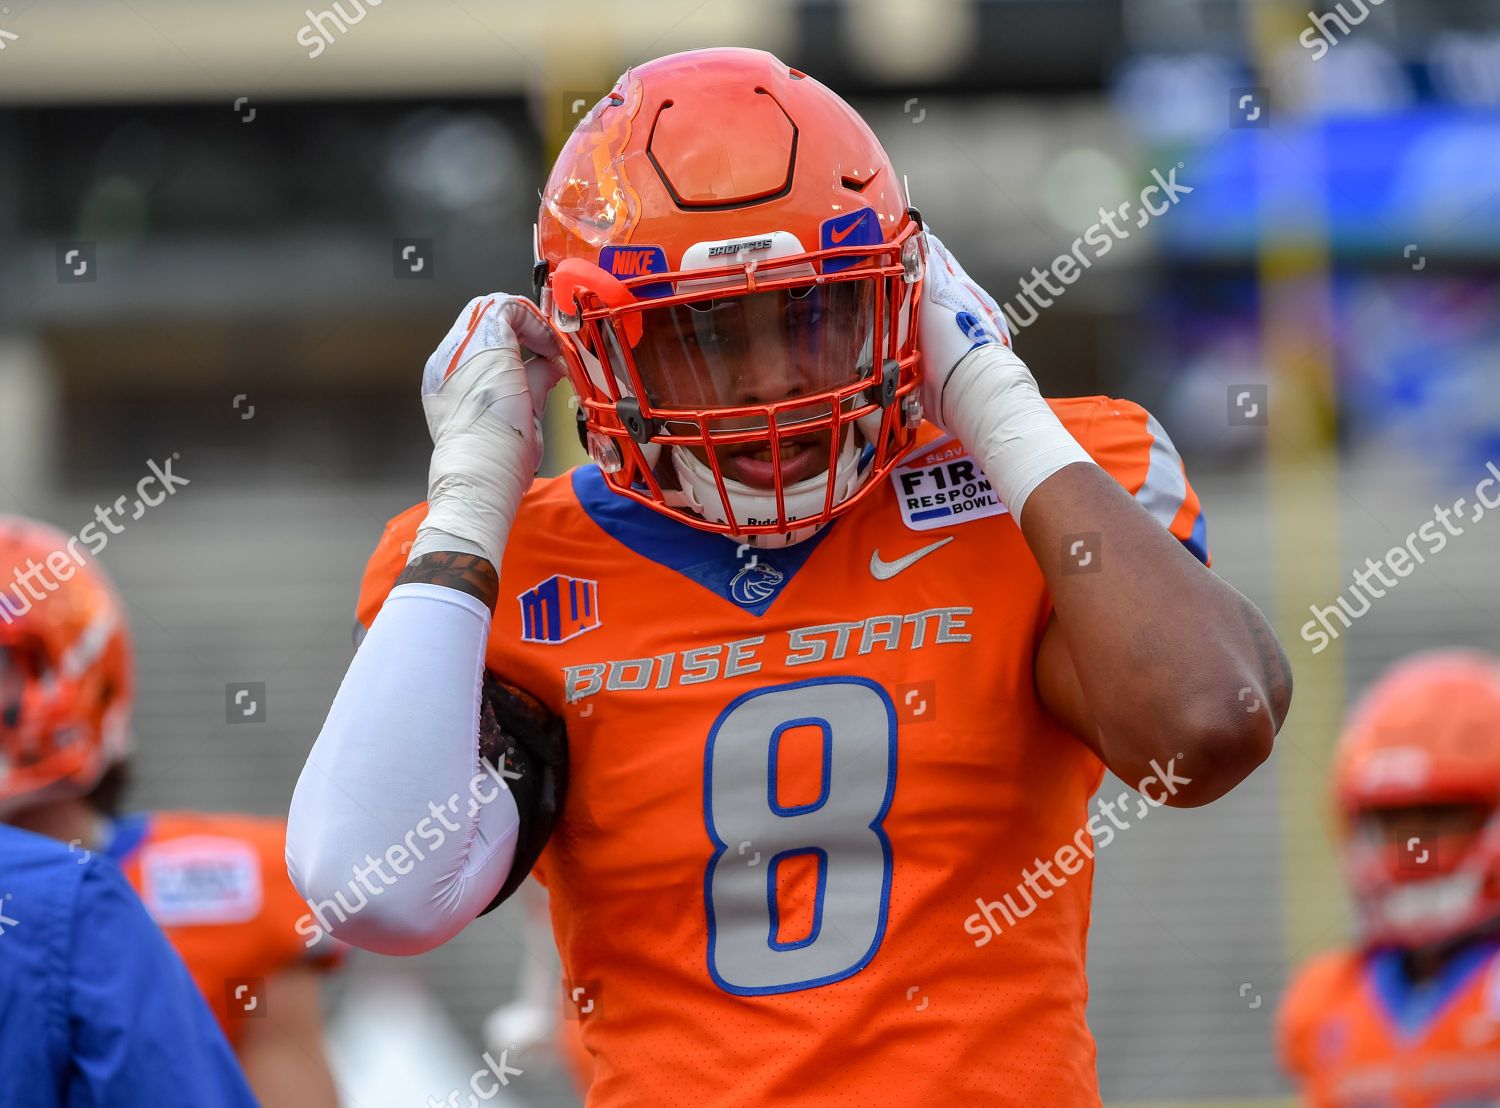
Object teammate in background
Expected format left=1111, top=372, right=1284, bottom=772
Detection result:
left=0, top=822, right=258, bottom=1108
left=290, top=48, right=1291, bottom=1106
left=1279, top=651, right=1500, bottom=1106
left=0, top=516, right=343, bottom=1108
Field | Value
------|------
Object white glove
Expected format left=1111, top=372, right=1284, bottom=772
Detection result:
left=918, top=229, right=1014, bottom=424
left=918, top=231, right=1093, bottom=520
left=408, top=294, right=568, bottom=568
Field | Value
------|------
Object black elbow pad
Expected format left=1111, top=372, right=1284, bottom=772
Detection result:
left=476, top=671, right=569, bottom=913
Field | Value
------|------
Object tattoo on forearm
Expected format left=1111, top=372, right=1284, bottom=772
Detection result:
left=397, top=552, right=500, bottom=609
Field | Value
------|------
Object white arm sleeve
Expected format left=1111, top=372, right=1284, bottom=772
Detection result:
left=286, top=582, right=520, bottom=956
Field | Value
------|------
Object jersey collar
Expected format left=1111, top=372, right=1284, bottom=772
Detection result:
left=99, top=811, right=152, bottom=865
left=570, top=465, right=836, bottom=617
left=1368, top=938, right=1500, bottom=1038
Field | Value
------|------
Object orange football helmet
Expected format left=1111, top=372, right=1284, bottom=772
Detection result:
left=0, top=516, right=134, bottom=817
left=1333, top=649, right=1500, bottom=949
left=536, top=47, right=925, bottom=547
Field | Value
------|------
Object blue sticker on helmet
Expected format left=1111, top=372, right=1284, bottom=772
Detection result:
left=599, top=245, right=673, bottom=299
left=819, top=209, right=882, bottom=273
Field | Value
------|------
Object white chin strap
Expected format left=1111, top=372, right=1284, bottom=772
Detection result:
left=667, top=427, right=866, bottom=549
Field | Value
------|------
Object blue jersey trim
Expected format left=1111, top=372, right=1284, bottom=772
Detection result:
left=102, top=812, right=152, bottom=865
left=570, top=465, right=835, bottom=617
left=1368, top=939, right=1499, bottom=1038
left=1185, top=511, right=1210, bottom=565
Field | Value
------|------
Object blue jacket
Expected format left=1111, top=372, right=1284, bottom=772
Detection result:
left=0, top=823, right=258, bottom=1107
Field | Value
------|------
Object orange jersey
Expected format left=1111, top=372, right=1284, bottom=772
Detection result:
left=103, top=810, right=343, bottom=1046
left=558, top=988, right=597, bottom=1097
left=357, top=403, right=1207, bottom=1108
left=1278, top=941, right=1500, bottom=1106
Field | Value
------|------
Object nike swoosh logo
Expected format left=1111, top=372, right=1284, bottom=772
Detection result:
left=829, top=218, right=865, bottom=244
left=870, top=536, right=954, bottom=580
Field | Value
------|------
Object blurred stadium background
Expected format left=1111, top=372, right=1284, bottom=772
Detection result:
left=3, top=0, right=1499, bottom=1104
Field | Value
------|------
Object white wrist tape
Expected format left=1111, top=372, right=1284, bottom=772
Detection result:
left=409, top=466, right=523, bottom=566
left=408, top=347, right=538, bottom=567
left=941, top=342, right=1096, bottom=520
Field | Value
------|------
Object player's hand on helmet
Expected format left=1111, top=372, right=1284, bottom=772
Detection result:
left=917, top=231, right=1091, bottom=517
left=918, top=230, right=1030, bottom=432
left=409, top=293, right=569, bottom=568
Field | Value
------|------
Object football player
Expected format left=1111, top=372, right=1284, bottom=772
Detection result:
left=0, top=516, right=343, bottom=1108
left=289, top=47, right=1291, bottom=1106
left=1278, top=650, right=1500, bottom=1105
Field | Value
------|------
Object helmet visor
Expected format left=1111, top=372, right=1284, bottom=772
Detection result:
left=631, top=279, right=877, bottom=421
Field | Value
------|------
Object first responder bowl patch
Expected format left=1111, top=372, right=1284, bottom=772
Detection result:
left=889, top=436, right=1009, bottom=532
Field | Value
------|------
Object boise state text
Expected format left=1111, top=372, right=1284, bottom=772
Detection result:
left=563, top=605, right=973, bottom=705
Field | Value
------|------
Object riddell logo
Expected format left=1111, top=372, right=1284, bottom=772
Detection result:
left=707, top=238, right=774, bottom=258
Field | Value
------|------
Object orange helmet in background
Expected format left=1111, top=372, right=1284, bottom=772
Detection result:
left=0, top=517, right=134, bottom=818
left=1333, top=649, right=1500, bottom=950
left=537, top=47, right=925, bottom=548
